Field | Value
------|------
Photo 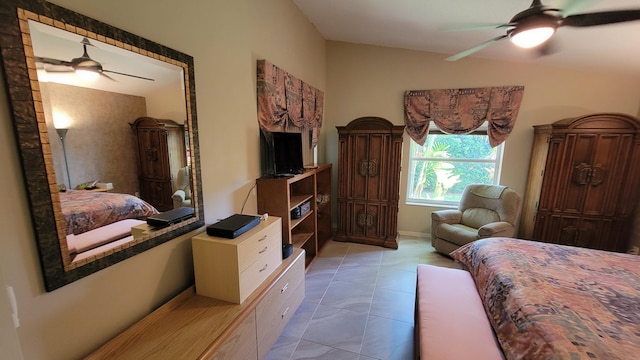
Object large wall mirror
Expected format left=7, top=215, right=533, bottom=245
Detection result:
left=0, top=0, right=204, bottom=291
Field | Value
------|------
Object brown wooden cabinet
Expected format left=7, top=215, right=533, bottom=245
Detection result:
left=335, top=117, right=404, bottom=249
left=256, top=164, right=332, bottom=267
left=520, top=113, right=640, bottom=252
left=131, top=117, right=186, bottom=211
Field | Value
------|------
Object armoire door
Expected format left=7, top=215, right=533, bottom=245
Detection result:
left=543, top=133, right=636, bottom=217
left=351, top=133, right=388, bottom=202
left=136, top=128, right=170, bottom=180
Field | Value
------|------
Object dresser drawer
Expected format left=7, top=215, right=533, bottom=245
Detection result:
left=256, top=251, right=305, bottom=358
left=238, top=244, right=282, bottom=303
left=193, top=217, right=283, bottom=304
left=206, top=310, right=257, bottom=360
left=237, top=224, right=281, bottom=273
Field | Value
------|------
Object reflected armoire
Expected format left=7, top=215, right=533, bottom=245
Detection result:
left=131, top=117, right=187, bottom=212
left=336, top=117, right=405, bottom=249
left=519, top=113, right=640, bottom=252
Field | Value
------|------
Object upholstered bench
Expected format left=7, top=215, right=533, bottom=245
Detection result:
left=66, top=219, right=145, bottom=261
left=414, top=264, right=504, bottom=359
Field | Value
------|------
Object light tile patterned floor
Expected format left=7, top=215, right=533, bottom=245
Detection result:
left=266, top=235, right=455, bottom=360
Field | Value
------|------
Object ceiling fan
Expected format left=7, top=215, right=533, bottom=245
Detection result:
left=445, top=0, right=640, bottom=61
left=35, top=37, right=154, bottom=81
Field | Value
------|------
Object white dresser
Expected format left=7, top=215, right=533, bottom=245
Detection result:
left=192, top=216, right=283, bottom=304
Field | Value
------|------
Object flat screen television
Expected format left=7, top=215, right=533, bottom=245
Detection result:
left=260, top=131, right=304, bottom=176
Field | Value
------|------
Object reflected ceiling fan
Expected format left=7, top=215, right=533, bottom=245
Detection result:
left=445, top=0, right=640, bottom=61
left=35, top=37, right=154, bottom=81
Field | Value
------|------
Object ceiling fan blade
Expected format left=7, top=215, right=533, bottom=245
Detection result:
left=35, top=56, right=72, bottom=67
left=100, top=72, right=116, bottom=81
left=42, top=68, right=75, bottom=73
left=102, top=69, right=155, bottom=81
left=442, top=23, right=514, bottom=32
left=445, top=35, right=508, bottom=62
left=561, top=0, right=599, bottom=16
left=563, top=10, right=640, bottom=27
left=533, top=36, right=561, bottom=57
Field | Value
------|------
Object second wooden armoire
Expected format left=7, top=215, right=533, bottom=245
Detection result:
left=131, top=117, right=187, bottom=211
left=519, top=113, right=640, bottom=252
left=336, top=117, right=404, bottom=249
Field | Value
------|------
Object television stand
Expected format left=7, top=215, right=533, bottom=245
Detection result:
left=257, top=164, right=332, bottom=268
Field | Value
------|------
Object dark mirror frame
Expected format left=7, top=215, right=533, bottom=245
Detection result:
left=0, top=0, right=205, bottom=291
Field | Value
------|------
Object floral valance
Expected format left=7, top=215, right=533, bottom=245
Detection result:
left=404, top=86, right=525, bottom=147
left=256, top=59, right=324, bottom=146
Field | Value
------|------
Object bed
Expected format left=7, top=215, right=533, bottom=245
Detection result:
left=60, top=190, right=158, bottom=235
left=416, top=237, right=640, bottom=360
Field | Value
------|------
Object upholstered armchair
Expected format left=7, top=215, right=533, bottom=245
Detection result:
left=431, top=184, right=521, bottom=256
left=172, top=165, right=192, bottom=208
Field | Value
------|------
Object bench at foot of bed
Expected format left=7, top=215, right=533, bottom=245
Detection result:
left=415, top=264, right=504, bottom=360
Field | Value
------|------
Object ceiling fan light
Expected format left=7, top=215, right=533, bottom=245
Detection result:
left=76, top=68, right=100, bottom=81
left=510, top=27, right=555, bottom=48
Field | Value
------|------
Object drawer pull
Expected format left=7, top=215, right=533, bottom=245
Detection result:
left=281, top=306, right=290, bottom=319
left=281, top=282, right=289, bottom=294
left=259, top=264, right=268, bottom=272
left=258, top=246, right=268, bottom=254
left=258, top=235, right=268, bottom=242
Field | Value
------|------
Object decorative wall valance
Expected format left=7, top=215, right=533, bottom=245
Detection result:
left=404, top=86, right=525, bottom=147
left=257, top=59, right=324, bottom=146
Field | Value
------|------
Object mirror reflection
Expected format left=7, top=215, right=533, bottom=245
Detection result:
left=30, top=20, right=195, bottom=267
left=1, top=3, right=204, bottom=291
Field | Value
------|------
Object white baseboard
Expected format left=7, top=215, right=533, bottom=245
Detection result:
left=398, top=230, right=429, bottom=240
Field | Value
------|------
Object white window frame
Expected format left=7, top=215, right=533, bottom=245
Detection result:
left=405, top=129, right=504, bottom=208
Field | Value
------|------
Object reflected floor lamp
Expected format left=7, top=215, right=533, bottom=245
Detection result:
left=56, top=128, right=71, bottom=189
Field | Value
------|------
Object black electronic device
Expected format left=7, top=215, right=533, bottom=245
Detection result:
left=260, top=131, right=304, bottom=177
left=146, top=207, right=195, bottom=228
left=206, top=214, right=261, bottom=239
left=290, top=206, right=301, bottom=219
left=282, top=243, right=293, bottom=259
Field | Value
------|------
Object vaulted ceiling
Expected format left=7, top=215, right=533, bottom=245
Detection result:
left=293, top=0, right=640, bottom=75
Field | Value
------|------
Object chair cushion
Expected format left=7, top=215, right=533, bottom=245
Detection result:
left=436, top=223, right=479, bottom=246
left=462, top=208, right=500, bottom=229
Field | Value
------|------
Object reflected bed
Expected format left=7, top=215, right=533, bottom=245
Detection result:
left=60, top=190, right=158, bottom=235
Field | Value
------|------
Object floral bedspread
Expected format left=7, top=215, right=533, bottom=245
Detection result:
left=451, top=238, right=640, bottom=360
left=60, top=190, right=158, bottom=235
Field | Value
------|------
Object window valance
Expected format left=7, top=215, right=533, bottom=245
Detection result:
left=256, top=59, right=324, bottom=146
left=404, top=86, right=525, bottom=147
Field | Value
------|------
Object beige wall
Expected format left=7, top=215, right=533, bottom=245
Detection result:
left=3, top=1, right=640, bottom=359
left=42, top=83, right=145, bottom=195
left=0, top=0, right=325, bottom=359
left=324, top=41, right=640, bottom=237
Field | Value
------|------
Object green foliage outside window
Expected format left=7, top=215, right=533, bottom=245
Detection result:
left=408, top=133, right=501, bottom=204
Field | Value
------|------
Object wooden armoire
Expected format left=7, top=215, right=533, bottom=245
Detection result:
left=519, top=113, right=640, bottom=252
left=335, top=117, right=404, bottom=249
left=131, top=117, right=187, bottom=211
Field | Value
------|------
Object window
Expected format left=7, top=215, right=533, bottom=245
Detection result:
left=406, top=130, right=503, bottom=207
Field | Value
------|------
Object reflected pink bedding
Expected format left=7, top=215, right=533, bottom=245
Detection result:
left=60, top=190, right=158, bottom=235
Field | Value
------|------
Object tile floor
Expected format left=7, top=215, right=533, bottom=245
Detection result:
left=266, top=235, right=456, bottom=360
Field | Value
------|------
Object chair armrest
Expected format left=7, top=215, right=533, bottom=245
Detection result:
left=431, top=209, right=462, bottom=224
left=478, top=222, right=515, bottom=238
left=431, top=210, right=462, bottom=246
left=172, top=189, right=186, bottom=202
